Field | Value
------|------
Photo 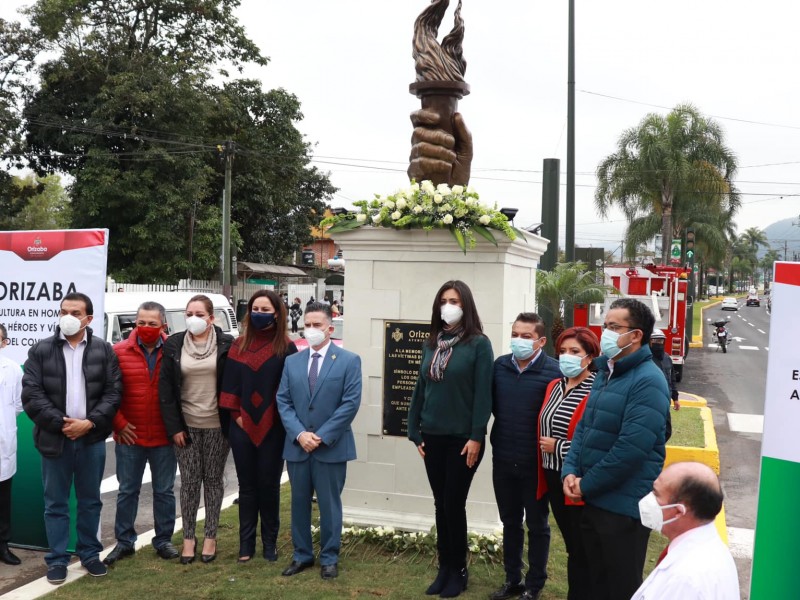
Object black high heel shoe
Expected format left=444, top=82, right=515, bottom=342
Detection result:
left=201, top=539, right=217, bottom=564
left=180, top=539, right=196, bottom=565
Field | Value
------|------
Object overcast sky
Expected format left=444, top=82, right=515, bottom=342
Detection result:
left=5, top=0, right=800, bottom=254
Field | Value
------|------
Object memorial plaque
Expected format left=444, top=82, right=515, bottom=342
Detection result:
left=383, top=321, right=430, bottom=436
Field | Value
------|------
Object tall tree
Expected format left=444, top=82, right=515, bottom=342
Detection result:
left=5, top=0, right=335, bottom=282
left=596, top=104, right=739, bottom=265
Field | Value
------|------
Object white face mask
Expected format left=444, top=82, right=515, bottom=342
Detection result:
left=59, top=314, right=85, bottom=337
left=185, top=315, right=209, bottom=336
left=638, top=491, right=685, bottom=532
left=304, top=327, right=327, bottom=348
left=440, top=303, right=463, bottom=325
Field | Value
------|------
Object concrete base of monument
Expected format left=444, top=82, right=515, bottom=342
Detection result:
left=332, top=226, right=549, bottom=536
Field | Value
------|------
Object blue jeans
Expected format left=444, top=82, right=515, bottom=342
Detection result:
left=114, top=444, right=177, bottom=550
left=41, top=438, right=106, bottom=567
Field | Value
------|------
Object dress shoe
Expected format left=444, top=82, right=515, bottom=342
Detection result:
left=488, top=580, right=525, bottom=600
left=426, top=566, right=450, bottom=595
left=103, top=543, right=134, bottom=565
left=320, top=563, right=339, bottom=579
left=519, top=590, right=542, bottom=600
left=180, top=539, right=196, bottom=564
left=201, top=539, right=217, bottom=563
left=84, top=559, right=108, bottom=577
left=439, top=567, right=468, bottom=598
left=155, top=543, right=179, bottom=560
left=0, top=544, right=21, bottom=566
left=281, top=559, right=314, bottom=576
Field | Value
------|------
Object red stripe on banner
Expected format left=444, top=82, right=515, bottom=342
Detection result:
left=774, top=262, right=800, bottom=287
left=0, top=230, right=105, bottom=261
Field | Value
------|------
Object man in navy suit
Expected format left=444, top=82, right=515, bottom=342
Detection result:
left=277, top=302, right=362, bottom=580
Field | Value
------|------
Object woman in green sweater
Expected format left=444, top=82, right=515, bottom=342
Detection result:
left=408, top=280, right=494, bottom=598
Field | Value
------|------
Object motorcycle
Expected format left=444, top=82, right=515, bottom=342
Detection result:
left=708, top=317, right=731, bottom=353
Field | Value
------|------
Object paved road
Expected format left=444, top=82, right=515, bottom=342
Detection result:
left=683, top=298, right=770, bottom=599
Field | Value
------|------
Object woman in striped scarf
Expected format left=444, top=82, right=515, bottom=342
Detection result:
left=408, top=280, right=494, bottom=598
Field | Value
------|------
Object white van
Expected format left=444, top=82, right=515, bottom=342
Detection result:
left=103, top=292, right=240, bottom=344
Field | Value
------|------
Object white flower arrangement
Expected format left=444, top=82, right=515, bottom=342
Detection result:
left=321, top=180, right=522, bottom=253
left=311, top=523, right=502, bottom=564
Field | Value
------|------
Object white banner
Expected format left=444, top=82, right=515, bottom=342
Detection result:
left=0, top=229, right=109, bottom=366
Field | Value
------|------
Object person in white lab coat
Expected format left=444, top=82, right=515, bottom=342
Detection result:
left=631, top=462, right=739, bottom=600
left=0, top=324, right=24, bottom=565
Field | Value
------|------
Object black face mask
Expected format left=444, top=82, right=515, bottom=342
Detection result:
left=651, top=344, right=665, bottom=360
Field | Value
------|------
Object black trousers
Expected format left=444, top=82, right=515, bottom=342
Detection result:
left=229, top=422, right=286, bottom=556
left=422, top=433, right=484, bottom=570
left=492, top=460, right=550, bottom=592
left=543, top=469, right=591, bottom=600
left=580, top=504, right=651, bottom=600
left=0, top=477, right=11, bottom=543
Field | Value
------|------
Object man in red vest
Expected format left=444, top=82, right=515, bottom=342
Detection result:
left=105, top=302, right=179, bottom=565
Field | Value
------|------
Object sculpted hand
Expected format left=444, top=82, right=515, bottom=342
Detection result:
left=62, top=417, right=92, bottom=440
left=460, top=439, right=481, bottom=469
left=118, top=423, right=138, bottom=445
left=408, top=110, right=473, bottom=185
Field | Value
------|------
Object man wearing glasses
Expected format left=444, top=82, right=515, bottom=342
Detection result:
left=562, top=298, right=670, bottom=600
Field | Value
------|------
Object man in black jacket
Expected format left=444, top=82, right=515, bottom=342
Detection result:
left=489, top=313, right=561, bottom=600
left=22, top=292, right=122, bottom=585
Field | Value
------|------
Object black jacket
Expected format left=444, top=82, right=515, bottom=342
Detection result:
left=159, top=327, right=234, bottom=439
left=22, top=326, right=122, bottom=458
left=490, top=352, right=562, bottom=466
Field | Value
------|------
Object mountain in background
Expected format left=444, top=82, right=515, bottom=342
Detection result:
left=761, top=217, right=800, bottom=260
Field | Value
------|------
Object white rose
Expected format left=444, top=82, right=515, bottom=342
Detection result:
left=384, top=200, right=395, bottom=209
left=433, top=194, right=443, bottom=204
left=396, top=198, right=407, bottom=210
left=391, top=211, right=401, bottom=220
left=442, top=214, right=454, bottom=225
left=451, top=185, right=464, bottom=195
left=437, top=183, right=451, bottom=195
left=413, top=205, right=424, bottom=214
left=410, top=182, right=420, bottom=193
left=441, top=203, right=452, bottom=212
left=479, top=214, right=491, bottom=225
left=372, top=214, right=382, bottom=224
left=356, top=213, right=367, bottom=223
left=464, top=198, right=475, bottom=207
left=421, top=180, right=436, bottom=195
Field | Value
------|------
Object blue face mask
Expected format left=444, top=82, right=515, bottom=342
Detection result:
left=559, top=353, right=587, bottom=378
left=250, top=311, right=275, bottom=330
left=510, top=338, right=537, bottom=361
left=600, top=328, right=634, bottom=359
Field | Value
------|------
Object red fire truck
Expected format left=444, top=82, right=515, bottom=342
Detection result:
left=573, top=264, right=691, bottom=381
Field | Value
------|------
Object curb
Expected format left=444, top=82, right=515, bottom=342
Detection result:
left=665, top=392, right=726, bottom=544
left=690, top=300, right=721, bottom=348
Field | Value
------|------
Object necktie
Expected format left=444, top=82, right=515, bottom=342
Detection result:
left=309, top=352, right=321, bottom=395
left=656, top=544, right=669, bottom=565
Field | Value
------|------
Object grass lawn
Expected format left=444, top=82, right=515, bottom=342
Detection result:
left=46, top=486, right=669, bottom=600
left=692, top=298, right=716, bottom=339
left=668, top=406, right=705, bottom=448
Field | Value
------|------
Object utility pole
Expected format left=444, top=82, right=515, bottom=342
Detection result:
left=221, top=141, right=234, bottom=301
left=565, top=0, right=576, bottom=262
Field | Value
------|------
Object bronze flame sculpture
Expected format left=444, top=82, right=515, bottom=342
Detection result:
left=408, top=0, right=474, bottom=187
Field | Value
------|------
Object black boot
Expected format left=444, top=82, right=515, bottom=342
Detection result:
left=439, top=566, right=468, bottom=598
left=425, top=565, right=450, bottom=595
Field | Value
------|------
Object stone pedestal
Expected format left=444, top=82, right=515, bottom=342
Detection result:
left=334, top=227, right=548, bottom=533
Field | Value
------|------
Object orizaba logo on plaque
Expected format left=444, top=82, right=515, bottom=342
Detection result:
left=392, top=328, right=404, bottom=343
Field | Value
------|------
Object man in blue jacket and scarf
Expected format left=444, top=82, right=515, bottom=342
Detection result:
left=562, top=298, right=669, bottom=600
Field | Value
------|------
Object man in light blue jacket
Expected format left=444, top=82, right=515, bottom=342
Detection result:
left=562, top=298, right=669, bottom=600
left=277, top=302, right=361, bottom=581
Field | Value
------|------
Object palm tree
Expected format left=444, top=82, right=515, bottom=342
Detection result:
left=738, top=227, right=768, bottom=286
left=536, top=262, right=614, bottom=342
left=596, top=104, right=739, bottom=265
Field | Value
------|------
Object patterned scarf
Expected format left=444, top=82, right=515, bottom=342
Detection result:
left=183, top=324, right=217, bottom=360
left=429, top=326, right=464, bottom=382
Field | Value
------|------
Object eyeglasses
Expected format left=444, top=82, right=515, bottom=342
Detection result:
left=601, top=323, right=634, bottom=332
